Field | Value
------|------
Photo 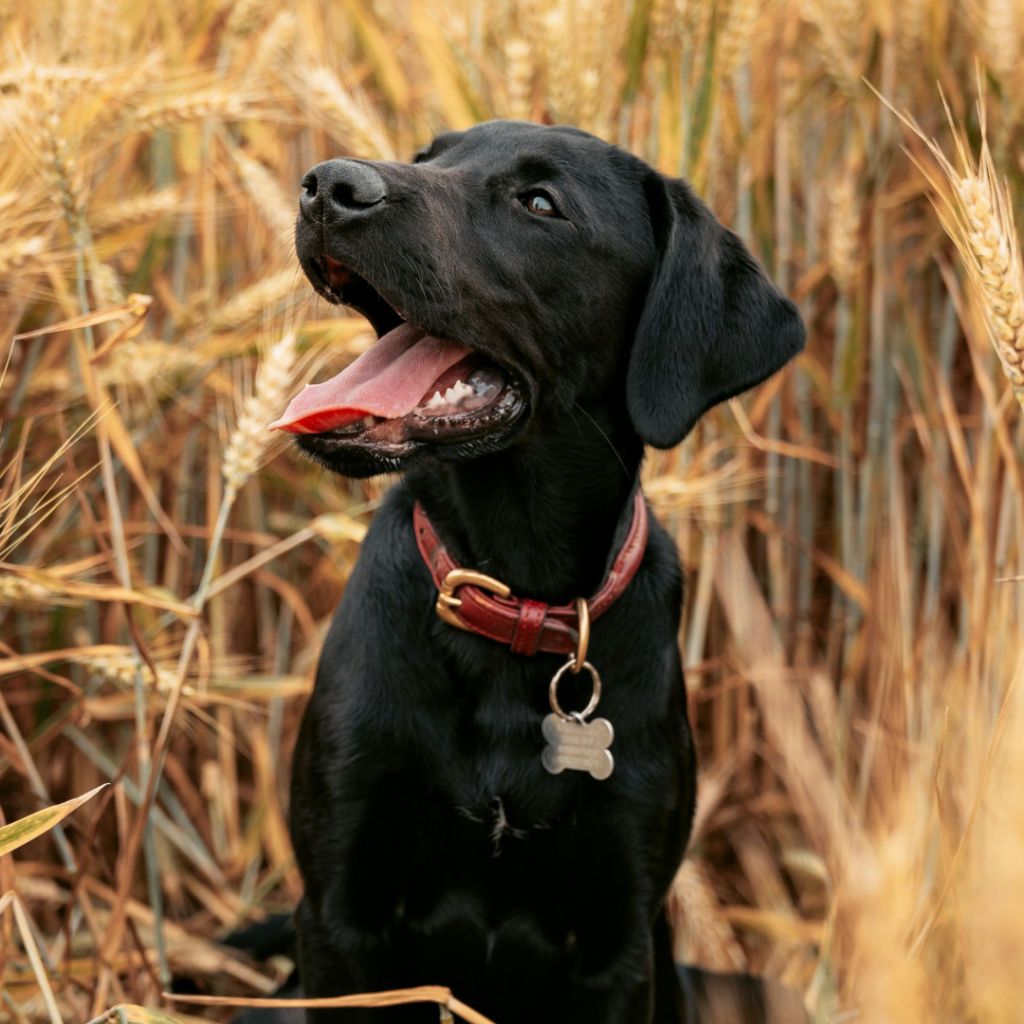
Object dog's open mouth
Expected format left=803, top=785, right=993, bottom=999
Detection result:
left=273, top=256, right=523, bottom=449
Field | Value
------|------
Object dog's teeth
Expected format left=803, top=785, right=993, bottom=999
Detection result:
left=420, top=379, right=478, bottom=416
left=444, top=379, right=475, bottom=405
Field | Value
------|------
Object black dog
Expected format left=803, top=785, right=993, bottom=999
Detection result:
left=277, top=120, right=804, bottom=1023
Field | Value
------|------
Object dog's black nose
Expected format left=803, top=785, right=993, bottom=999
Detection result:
left=299, top=159, right=387, bottom=223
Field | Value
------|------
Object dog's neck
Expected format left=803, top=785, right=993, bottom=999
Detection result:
left=410, top=404, right=644, bottom=604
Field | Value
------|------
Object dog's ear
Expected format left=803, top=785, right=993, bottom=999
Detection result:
left=627, top=173, right=806, bottom=449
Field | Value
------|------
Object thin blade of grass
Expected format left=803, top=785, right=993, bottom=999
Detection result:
left=9, top=895, right=63, bottom=1024
left=0, top=784, right=106, bottom=858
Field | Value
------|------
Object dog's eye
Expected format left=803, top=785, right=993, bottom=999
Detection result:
left=523, top=191, right=557, bottom=217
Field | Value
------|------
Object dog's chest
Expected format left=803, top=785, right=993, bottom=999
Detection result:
left=421, top=658, right=611, bottom=818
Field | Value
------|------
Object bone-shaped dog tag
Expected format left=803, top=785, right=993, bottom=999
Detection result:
left=541, top=713, right=615, bottom=780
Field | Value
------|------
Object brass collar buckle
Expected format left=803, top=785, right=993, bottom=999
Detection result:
left=436, top=568, right=511, bottom=630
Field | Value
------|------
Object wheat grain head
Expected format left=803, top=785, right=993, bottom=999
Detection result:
left=979, top=0, right=1021, bottom=82
left=897, top=86, right=1024, bottom=407
left=221, top=331, right=299, bottom=495
left=248, top=9, right=296, bottom=79
left=288, top=64, right=396, bottom=160
left=801, top=0, right=866, bottom=96
left=126, top=89, right=260, bottom=134
left=827, top=167, right=860, bottom=292
left=16, top=72, right=87, bottom=239
left=504, top=38, right=533, bottom=121
left=720, top=0, right=762, bottom=79
left=224, top=0, right=269, bottom=48
left=0, top=235, right=46, bottom=276
left=0, top=573, right=67, bottom=608
left=89, top=186, right=183, bottom=234
left=209, top=269, right=304, bottom=332
left=669, top=858, right=748, bottom=972
left=230, top=147, right=296, bottom=242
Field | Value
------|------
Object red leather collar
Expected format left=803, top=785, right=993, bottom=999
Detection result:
left=413, top=490, right=649, bottom=656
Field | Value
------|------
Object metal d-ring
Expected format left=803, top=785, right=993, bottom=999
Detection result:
left=572, top=596, right=590, bottom=673
left=549, top=657, right=602, bottom=722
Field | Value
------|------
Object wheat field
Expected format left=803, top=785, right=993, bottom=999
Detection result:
left=1, top=0, right=1024, bottom=1021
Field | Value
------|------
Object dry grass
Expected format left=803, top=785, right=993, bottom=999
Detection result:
left=1, top=1, right=1024, bottom=1022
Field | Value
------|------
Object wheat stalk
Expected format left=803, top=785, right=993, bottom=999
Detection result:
left=85, top=650, right=176, bottom=690
left=0, top=235, right=46, bottom=276
left=719, top=0, right=761, bottom=79
left=89, top=187, right=182, bottom=233
left=0, top=573, right=70, bottom=608
left=827, top=168, right=860, bottom=292
left=209, top=269, right=303, bottom=331
left=221, top=330, right=299, bottom=496
left=504, top=38, right=532, bottom=121
left=10, top=341, right=199, bottom=397
left=649, top=0, right=682, bottom=52
left=248, top=9, right=296, bottom=78
left=0, top=63, right=122, bottom=91
left=955, top=172, right=1024, bottom=395
left=897, top=87, right=1024, bottom=408
left=230, top=147, right=296, bottom=241
left=979, top=0, right=1020, bottom=82
left=289, top=64, right=396, bottom=160
left=103, top=341, right=200, bottom=390
left=88, top=259, right=126, bottom=310
left=801, top=0, right=864, bottom=96
left=126, top=90, right=260, bottom=134
left=896, top=0, right=925, bottom=53
left=669, top=859, right=748, bottom=972
left=18, top=76, right=87, bottom=239
left=93, top=329, right=301, bottom=977
left=673, top=0, right=698, bottom=38
left=86, top=0, right=125, bottom=61
left=223, top=0, right=268, bottom=47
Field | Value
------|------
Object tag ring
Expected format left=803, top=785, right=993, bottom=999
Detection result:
left=572, top=597, right=590, bottom=673
left=549, top=658, right=602, bottom=722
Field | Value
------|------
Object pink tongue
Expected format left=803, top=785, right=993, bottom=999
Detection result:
left=270, top=323, right=472, bottom=434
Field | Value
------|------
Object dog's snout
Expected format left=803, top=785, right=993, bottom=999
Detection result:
left=299, top=159, right=387, bottom=223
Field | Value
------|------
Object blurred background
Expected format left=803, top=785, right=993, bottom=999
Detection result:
left=2, top=0, right=1024, bottom=1020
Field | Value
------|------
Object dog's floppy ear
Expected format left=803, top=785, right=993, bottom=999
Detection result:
left=627, top=173, right=806, bottom=448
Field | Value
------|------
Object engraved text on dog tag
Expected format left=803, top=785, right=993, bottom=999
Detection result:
left=541, top=713, right=615, bottom=780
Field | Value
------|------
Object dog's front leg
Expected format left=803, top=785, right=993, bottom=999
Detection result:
left=295, top=894, right=438, bottom=1024
left=553, top=937, right=661, bottom=1024
left=290, top=671, right=433, bottom=1022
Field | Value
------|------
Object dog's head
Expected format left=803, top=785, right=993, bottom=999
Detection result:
left=277, top=121, right=805, bottom=476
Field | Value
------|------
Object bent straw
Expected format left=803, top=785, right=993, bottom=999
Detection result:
left=165, top=988, right=498, bottom=1024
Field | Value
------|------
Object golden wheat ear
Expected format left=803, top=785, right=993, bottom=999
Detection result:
left=886, top=72, right=1024, bottom=410
left=222, top=330, right=301, bottom=496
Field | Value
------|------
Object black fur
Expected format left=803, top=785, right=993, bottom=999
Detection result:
left=287, top=121, right=805, bottom=1023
